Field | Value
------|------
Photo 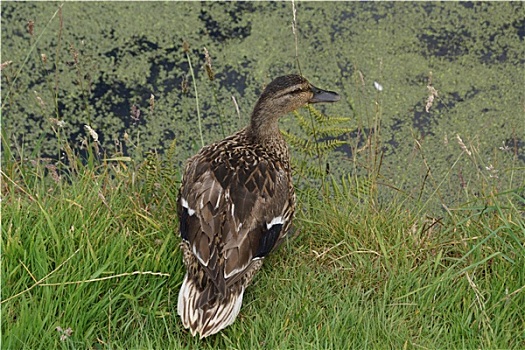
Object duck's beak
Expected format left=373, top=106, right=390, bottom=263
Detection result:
left=309, top=85, right=341, bottom=103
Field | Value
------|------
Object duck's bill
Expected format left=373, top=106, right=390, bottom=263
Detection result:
left=309, top=85, right=341, bottom=103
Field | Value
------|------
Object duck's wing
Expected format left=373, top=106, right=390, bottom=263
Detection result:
left=178, top=152, right=294, bottom=294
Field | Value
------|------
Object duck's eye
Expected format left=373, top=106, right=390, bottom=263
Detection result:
left=290, top=88, right=307, bottom=95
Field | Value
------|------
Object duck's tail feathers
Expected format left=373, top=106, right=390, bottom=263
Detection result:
left=177, top=273, right=244, bottom=338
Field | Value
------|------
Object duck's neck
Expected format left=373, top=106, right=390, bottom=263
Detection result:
left=247, top=107, right=283, bottom=146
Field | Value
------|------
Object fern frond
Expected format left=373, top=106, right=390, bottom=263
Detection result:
left=166, top=138, right=177, bottom=163
left=293, top=111, right=312, bottom=131
left=282, top=130, right=308, bottom=150
left=306, top=105, right=330, bottom=124
left=292, top=158, right=326, bottom=179
left=286, top=105, right=355, bottom=182
left=318, top=116, right=353, bottom=124
left=315, top=126, right=354, bottom=138
left=314, top=139, right=346, bottom=155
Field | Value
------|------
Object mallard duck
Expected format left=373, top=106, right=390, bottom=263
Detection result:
left=177, top=74, right=340, bottom=338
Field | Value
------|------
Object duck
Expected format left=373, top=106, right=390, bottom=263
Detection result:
left=177, top=74, right=340, bottom=338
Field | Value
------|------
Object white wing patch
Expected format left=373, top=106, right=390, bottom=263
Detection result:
left=181, top=198, right=195, bottom=216
left=266, top=216, right=284, bottom=230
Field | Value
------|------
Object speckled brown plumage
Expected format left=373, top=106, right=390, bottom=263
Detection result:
left=177, top=74, right=340, bottom=338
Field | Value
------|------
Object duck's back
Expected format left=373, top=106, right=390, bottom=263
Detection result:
left=177, top=128, right=295, bottom=337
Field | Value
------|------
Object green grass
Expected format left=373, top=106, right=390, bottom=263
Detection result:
left=2, top=134, right=524, bottom=348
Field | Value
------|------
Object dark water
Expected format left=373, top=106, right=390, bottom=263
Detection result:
left=2, top=2, right=524, bottom=208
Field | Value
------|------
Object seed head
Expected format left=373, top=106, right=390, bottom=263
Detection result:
left=204, top=47, right=214, bottom=81
left=182, top=40, right=190, bottom=53
left=85, top=125, right=99, bottom=143
left=28, top=20, right=34, bottom=36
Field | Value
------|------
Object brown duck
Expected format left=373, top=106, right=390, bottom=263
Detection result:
left=177, top=74, right=340, bottom=338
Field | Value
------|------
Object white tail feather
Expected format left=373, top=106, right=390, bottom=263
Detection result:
left=177, top=273, right=245, bottom=338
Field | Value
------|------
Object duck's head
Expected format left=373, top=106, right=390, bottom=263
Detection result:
left=250, top=75, right=340, bottom=135
left=254, top=74, right=340, bottom=115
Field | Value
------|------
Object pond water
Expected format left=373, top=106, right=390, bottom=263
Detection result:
left=2, top=2, right=524, bottom=210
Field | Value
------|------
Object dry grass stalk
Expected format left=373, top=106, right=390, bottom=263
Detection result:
left=48, top=118, right=65, bottom=128
left=358, top=70, right=365, bottom=87
left=1, top=249, right=81, bottom=304
left=39, top=270, right=170, bottom=286
left=181, top=75, right=189, bottom=94
left=291, top=0, right=298, bottom=56
left=425, top=72, right=439, bottom=113
left=232, top=95, right=241, bottom=119
left=45, top=164, right=61, bottom=183
left=130, top=104, right=140, bottom=122
left=456, top=134, right=471, bottom=156
left=34, top=91, right=46, bottom=108
left=69, top=43, right=79, bottom=65
left=0, top=61, right=13, bottom=70
left=149, top=93, right=155, bottom=113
